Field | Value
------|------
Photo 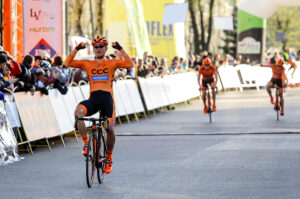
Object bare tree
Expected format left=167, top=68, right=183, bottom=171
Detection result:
left=187, top=0, right=215, bottom=54
left=68, top=0, right=86, bottom=35
left=95, top=0, right=104, bottom=35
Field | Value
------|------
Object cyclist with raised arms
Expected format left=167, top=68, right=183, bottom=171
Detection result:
left=65, top=35, right=133, bottom=174
left=261, top=59, right=286, bottom=115
left=197, top=57, right=218, bottom=114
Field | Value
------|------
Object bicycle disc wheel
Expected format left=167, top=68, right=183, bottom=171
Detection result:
left=86, top=134, right=96, bottom=188
left=97, top=132, right=106, bottom=183
left=209, top=111, right=212, bottom=123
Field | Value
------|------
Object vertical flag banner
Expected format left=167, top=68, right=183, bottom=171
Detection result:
left=23, top=0, right=63, bottom=58
left=123, top=0, right=152, bottom=58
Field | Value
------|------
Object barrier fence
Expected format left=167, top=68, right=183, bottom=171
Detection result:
left=1, top=64, right=300, bottom=164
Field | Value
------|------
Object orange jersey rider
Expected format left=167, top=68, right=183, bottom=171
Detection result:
left=65, top=35, right=133, bottom=174
left=197, top=57, right=218, bottom=114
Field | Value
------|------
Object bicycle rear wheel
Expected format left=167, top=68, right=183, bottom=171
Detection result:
left=276, top=93, right=279, bottom=121
left=86, top=134, right=96, bottom=188
left=207, top=92, right=212, bottom=123
left=97, top=131, right=106, bottom=183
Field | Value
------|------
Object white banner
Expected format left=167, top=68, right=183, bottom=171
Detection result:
left=4, top=94, right=21, bottom=128
left=0, top=101, right=21, bottom=166
left=23, top=0, right=63, bottom=58
left=162, top=2, right=188, bottom=25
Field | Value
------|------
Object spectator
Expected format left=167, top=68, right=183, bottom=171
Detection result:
left=213, top=54, right=221, bottom=68
left=50, top=56, right=69, bottom=95
left=244, top=57, right=251, bottom=65
left=15, top=55, right=35, bottom=95
left=137, top=59, right=149, bottom=77
left=71, top=69, right=88, bottom=84
left=143, top=52, right=150, bottom=65
left=31, top=68, right=48, bottom=95
left=0, top=61, right=19, bottom=92
left=159, top=58, right=171, bottom=75
left=170, top=59, right=178, bottom=73
left=33, top=55, right=43, bottom=68
left=127, top=57, right=137, bottom=79
left=180, top=58, right=188, bottom=71
left=0, top=51, right=22, bottom=76
left=188, top=55, right=195, bottom=69
left=194, top=55, right=201, bottom=71
left=236, top=54, right=243, bottom=65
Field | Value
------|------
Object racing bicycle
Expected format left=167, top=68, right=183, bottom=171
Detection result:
left=76, top=114, right=108, bottom=188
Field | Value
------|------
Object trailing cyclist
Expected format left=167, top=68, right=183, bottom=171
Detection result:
left=261, top=58, right=286, bottom=115
left=197, top=57, right=218, bottom=114
left=65, top=35, right=133, bottom=174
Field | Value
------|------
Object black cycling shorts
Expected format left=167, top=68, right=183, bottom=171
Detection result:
left=202, top=79, right=214, bottom=88
left=270, top=78, right=282, bottom=88
left=78, top=90, right=114, bottom=124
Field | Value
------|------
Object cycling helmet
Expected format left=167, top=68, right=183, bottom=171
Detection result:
left=92, top=35, right=108, bottom=46
left=276, top=59, right=284, bottom=66
left=203, top=57, right=212, bottom=66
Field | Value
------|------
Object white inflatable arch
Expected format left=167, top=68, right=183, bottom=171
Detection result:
left=238, top=0, right=300, bottom=18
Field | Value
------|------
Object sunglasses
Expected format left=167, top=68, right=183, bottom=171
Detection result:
left=94, top=44, right=106, bottom=49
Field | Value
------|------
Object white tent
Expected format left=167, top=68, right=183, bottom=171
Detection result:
left=238, top=0, right=300, bottom=18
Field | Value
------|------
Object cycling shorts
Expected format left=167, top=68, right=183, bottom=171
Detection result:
left=77, top=90, right=115, bottom=125
left=270, top=78, right=282, bottom=88
left=202, top=78, right=214, bottom=88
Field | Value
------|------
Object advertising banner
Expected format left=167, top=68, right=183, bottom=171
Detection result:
left=0, top=101, right=21, bottom=166
left=14, top=92, right=61, bottom=142
left=23, top=0, right=63, bottom=58
left=104, top=0, right=186, bottom=61
left=237, top=10, right=266, bottom=64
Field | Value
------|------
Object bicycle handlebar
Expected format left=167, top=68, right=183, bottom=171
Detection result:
left=77, top=116, right=108, bottom=122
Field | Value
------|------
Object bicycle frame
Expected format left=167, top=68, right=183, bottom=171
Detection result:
left=273, top=85, right=283, bottom=121
left=76, top=114, right=109, bottom=188
left=201, top=87, right=216, bottom=123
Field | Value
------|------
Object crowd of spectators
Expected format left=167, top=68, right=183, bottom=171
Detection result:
left=0, top=45, right=73, bottom=97
left=0, top=44, right=299, bottom=98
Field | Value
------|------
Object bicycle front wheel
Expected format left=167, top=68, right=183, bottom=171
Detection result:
left=97, top=132, right=106, bottom=183
left=86, top=134, right=96, bottom=188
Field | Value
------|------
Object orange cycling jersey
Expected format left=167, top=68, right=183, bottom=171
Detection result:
left=65, top=54, right=133, bottom=93
left=268, top=64, right=285, bottom=80
left=198, top=65, right=217, bottom=80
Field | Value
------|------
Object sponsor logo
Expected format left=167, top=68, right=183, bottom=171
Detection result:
left=91, top=68, right=108, bottom=74
left=238, top=37, right=261, bottom=54
left=92, top=75, right=109, bottom=81
left=29, top=27, right=55, bottom=32
left=146, top=21, right=173, bottom=36
left=30, top=9, right=55, bottom=20
left=29, top=38, right=56, bottom=57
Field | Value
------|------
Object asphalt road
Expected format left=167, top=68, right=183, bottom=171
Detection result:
left=1, top=88, right=300, bottom=199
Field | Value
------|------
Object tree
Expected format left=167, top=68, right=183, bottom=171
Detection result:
left=218, top=5, right=237, bottom=57
left=68, top=0, right=86, bottom=35
left=187, top=0, right=215, bottom=54
left=95, top=0, right=104, bottom=35
left=266, top=7, right=300, bottom=51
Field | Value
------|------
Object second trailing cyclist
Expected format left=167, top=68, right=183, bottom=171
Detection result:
left=261, top=58, right=286, bottom=115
